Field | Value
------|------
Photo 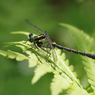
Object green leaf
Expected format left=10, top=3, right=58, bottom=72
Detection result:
left=0, top=49, right=28, bottom=61
left=66, top=83, right=90, bottom=95
left=50, top=74, right=71, bottom=95
left=59, top=23, right=95, bottom=53
left=4, top=41, right=25, bottom=47
left=55, top=49, right=81, bottom=87
left=32, top=63, right=53, bottom=84
left=51, top=74, right=89, bottom=95
left=0, top=50, right=7, bottom=57
left=60, top=23, right=95, bottom=91
left=26, top=50, right=38, bottom=67
left=7, top=50, right=28, bottom=61
left=49, top=49, right=84, bottom=95
left=11, top=31, right=29, bottom=35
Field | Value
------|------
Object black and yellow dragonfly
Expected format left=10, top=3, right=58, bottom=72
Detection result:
left=25, top=19, right=95, bottom=60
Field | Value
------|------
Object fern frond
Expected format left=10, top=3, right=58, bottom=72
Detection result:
left=55, top=49, right=80, bottom=87
left=66, top=83, right=90, bottom=95
left=49, top=49, right=85, bottom=95
left=11, top=31, right=29, bottom=35
left=60, top=23, right=95, bottom=91
left=50, top=74, right=89, bottom=95
left=50, top=74, right=71, bottom=95
left=0, top=49, right=28, bottom=61
left=1, top=31, right=94, bottom=94
left=32, top=63, right=53, bottom=84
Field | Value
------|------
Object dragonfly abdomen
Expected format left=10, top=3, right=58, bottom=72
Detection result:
left=52, top=43, right=95, bottom=59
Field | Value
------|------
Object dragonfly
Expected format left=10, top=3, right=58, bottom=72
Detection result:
left=25, top=19, right=57, bottom=63
left=25, top=19, right=95, bottom=60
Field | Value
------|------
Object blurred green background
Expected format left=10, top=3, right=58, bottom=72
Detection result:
left=1, top=0, right=95, bottom=95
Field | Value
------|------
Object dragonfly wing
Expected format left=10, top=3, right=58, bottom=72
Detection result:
left=45, top=32, right=57, bottom=65
left=25, top=19, right=44, bottom=34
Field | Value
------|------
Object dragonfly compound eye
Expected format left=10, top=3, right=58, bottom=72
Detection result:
left=29, top=33, right=33, bottom=37
left=28, top=33, right=35, bottom=42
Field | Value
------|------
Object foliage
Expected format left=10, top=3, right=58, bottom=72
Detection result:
left=0, top=24, right=95, bottom=95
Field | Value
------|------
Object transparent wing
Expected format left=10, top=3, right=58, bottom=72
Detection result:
left=25, top=19, right=44, bottom=34
left=44, top=32, right=57, bottom=65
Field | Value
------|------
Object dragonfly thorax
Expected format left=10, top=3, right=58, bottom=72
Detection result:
left=34, top=34, right=46, bottom=41
left=28, top=33, right=47, bottom=42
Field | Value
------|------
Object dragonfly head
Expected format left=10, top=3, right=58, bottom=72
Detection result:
left=27, top=33, right=35, bottom=42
